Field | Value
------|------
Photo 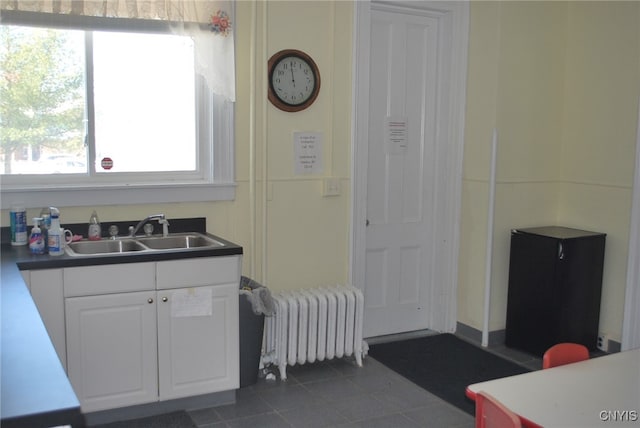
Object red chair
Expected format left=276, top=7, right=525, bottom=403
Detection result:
left=542, top=343, right=589, bottom=369
left=475, top=391, right=522, bottom=428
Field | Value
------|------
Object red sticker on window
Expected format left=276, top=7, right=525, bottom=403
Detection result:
left=101, top=157, right=113, bottom=170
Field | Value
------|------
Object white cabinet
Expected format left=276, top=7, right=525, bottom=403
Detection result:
left=64, top=262, right=156, bottom=297
left=28, top=269, right=67, bottom=369
left=156, top=257, right=240, bottom=400
left=157, top=284, right=239, bottom=400
left=65, top=291, right=158, bottom=411
left=64, top=262, right=157, bottom=412
left=62, top=256, right=240, bottom=413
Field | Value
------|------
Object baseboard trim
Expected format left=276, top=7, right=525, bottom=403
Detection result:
left=84, top=390, right=235, bottom=425
left=455, top=322, right=505, bottom=347
left=455, top=322, right=622, bottom=353
left=366, top=329, right=438, bottom=346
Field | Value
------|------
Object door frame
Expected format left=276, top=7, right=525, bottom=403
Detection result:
left=622, top=96, right=640, bottom=351
left=350, top=0, right=469, bottom=334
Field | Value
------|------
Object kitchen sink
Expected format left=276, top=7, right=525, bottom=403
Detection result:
left=65, top=232, right=224, bottom=256
left=67, top=239, right=147, bottom=255
left=138, top=233, right=224, bottom=250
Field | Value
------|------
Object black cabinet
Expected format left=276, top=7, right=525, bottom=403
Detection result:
left=505, top=226, right=606, bottom=356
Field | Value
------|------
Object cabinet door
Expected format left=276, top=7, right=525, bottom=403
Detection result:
left=505, top=232, right=561, bottom=355
left=66, top=291, right=158, bottom=412
left=29, top=269, right=67, bottom=369
left=556, top=235, right=605, bottom=349
left=157, top=283, right=239, bottom=400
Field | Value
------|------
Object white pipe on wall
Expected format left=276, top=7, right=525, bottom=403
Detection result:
left=482, top=128, right=498, bottom=347
left=261, top=2, right=269, bottom=285
left=248, top=0, right=257, bottom=279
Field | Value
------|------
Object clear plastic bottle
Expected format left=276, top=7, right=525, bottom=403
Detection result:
left=39, top=207, right=51, bottom=253
left=48, top=208, right=65, bottom=256
left=88, top=210, right=101, bottom=241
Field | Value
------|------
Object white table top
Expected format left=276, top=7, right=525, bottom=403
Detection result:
left=467, top=349, right=640, bottom=427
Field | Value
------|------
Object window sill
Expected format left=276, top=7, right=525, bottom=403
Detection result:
left=1, top=182, right=236, bottom=209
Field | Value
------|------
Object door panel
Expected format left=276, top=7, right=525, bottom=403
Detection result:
left=363, top=8, right=439, bottom=337
left=157, top=284, right=239, bottom=400
left=353, top=1, right=468, bottom=339
left=65, top=291, right=158, bottom=412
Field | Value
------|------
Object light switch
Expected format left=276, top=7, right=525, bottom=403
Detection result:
left=323, top=178, right=341, bottom=197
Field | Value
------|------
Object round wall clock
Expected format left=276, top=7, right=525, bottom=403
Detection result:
left=268, top=49, right=321, bottom=112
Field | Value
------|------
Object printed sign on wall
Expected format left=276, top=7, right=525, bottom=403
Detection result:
left=294, top=132, right=323, bottom=175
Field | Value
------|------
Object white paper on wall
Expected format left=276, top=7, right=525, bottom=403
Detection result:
left=171, top=288, right=213, bottom=317
left=294, top=132, right=323, bottom=175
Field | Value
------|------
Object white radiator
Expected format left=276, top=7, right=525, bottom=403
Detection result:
left=261, top=285, right=367, bottom=380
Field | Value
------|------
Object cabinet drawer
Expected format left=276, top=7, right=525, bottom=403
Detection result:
left=156, top=256, right=240, bottom=290
left=64, top=263, right=156, bottom=297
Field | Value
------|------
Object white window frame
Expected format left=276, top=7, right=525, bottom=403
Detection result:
left=0, top=11, right=235, bottom=208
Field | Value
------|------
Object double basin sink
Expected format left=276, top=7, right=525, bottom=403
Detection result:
left=65, top=233, right=225, bottom=257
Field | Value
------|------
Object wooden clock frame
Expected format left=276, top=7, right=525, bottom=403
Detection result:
left=267, top=49, right=321, bottom=112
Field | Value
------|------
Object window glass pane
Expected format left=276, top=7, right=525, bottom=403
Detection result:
left=92, top=31, right=196, bottom=173
left=0, top=26, right=86, bottom=175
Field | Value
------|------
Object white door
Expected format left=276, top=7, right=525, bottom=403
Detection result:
left=65, top=291, right=158, bottom=412
left=352, top=2, right=468, bottom=338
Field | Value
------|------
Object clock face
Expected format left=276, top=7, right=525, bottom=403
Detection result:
left=268, top=50, right=320, bottom=112
left=271, top=56, right=316, bottom=106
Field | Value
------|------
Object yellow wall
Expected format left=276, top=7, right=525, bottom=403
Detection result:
left=1, top=1, right=354, bottom=293
left=2, top=1, right=639, bottom=343
left=459, top=0, right=567, bottom=332
left=459, top=1, right=640, bottom=343
left=559, top=1, right=640, bottom=342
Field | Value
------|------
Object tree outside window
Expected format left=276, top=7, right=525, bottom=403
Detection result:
left=0, top=26, right=85, bottom=174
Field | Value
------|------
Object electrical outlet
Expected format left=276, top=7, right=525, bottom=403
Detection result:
left=597, top=333, right=609, bottom=352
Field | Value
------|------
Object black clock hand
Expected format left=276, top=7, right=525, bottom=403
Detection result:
left=291, top=68, right=296, bottom=87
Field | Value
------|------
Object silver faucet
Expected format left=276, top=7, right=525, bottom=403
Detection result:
left=129, top=214, right=170, bottom=237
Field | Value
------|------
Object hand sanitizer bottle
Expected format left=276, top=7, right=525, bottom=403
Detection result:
left=29, top=218, right=46, bottom=255
left=88, top=210, right=101, bottom=241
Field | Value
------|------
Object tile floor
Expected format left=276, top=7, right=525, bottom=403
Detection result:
left=185, top=336, right=542, bottom=428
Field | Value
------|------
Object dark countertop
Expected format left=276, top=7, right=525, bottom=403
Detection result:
left=513, top=226, right=606, bottom=240
left=1, top=218, right=242, bottom=427
left=15, top=232, right=243, bottom=270
left=1, top=246, right=84, bottom=428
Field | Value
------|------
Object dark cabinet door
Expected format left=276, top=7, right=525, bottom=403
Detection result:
left=505, top=227, right=605, bottom=356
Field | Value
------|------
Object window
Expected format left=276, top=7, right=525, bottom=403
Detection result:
left=0, top=14, right=235, bottom=207
left=92, top=31, right=198, bottom=174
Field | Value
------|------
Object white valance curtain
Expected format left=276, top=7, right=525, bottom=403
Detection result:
left=0, top=0, right=236, bottom=101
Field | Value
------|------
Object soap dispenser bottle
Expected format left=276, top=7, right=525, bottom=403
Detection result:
left=88, top=210, right=101, bottom=241
left=29, top=218, right=46, bottom=255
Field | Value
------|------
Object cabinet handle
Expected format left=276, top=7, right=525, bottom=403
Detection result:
left=148, top=298, right=154, bottom=304
left=558, top=242, right=565, bottom=260
left=162, top=297, right=168, bottom=302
